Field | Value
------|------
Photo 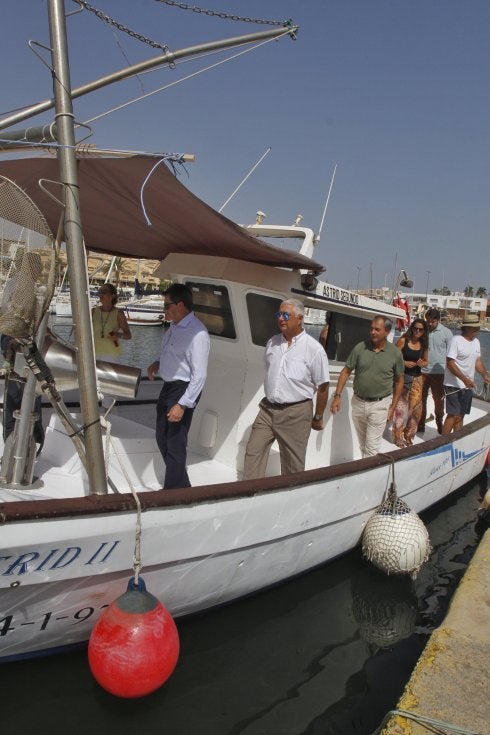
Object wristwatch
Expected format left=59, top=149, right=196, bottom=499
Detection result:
left=314, top=413, right=322, bottom=421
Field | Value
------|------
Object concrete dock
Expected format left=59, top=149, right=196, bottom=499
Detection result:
left=382, top=526, right=490, bottom=735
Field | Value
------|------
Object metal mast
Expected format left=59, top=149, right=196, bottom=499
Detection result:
left=48, top=0, right=107, bottom=494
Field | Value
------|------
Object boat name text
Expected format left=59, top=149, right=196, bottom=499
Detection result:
left=321, top=286, right=359, bottom=305
left=0, top=540, right=120, bottom=577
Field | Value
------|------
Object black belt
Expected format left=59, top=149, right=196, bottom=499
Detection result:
left=263, top=397, right=311, bottom=409
left=354, top=393, right=391, bottom=402
left=163, top=380, right=189, bottom=387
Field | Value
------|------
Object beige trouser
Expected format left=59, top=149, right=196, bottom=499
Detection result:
left=243, top=399, right=313, bottom=479
left=351, top=394, right=391, bottom=457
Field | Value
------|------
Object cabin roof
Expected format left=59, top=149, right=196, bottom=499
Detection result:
left=0, top=155, right=325, bottom=273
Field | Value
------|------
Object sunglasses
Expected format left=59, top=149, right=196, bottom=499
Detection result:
left=413, top=326, right=424, bottom=331
left=164, top=301, right=177, bottom=308
left=275, top=311, right=293, bottom=320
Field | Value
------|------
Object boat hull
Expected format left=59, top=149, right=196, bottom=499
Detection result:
left=1, top=417, right=488, bottom=661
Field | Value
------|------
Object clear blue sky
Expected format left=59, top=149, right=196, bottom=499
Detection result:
left=2, top=1, right=489, bottom=295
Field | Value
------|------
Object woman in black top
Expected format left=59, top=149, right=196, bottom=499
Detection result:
left=392, top=319, right=428, bottom=447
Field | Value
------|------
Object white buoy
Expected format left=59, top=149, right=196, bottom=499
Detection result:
left=362, top=468, right=431, bottom=577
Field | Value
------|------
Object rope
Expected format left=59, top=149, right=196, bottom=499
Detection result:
left=139, top=158, right=169, bottom=225
left=99, top=415, right=143, bottom=584
left=373, top=708, right=483, bottom=735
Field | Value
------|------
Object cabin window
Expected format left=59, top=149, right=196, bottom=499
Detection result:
left=247, top=293, right=282, bottom=346
left=326, top=312, right=372, bottom=362
left=185, top=281, right=236, bottom=339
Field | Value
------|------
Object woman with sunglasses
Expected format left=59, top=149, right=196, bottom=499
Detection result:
left=392, top=319, right=428, bottom=447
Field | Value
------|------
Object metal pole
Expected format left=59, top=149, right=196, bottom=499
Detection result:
left=48, top=0, right=107, bottom=494
left=316, top=163, right=338, bottom=242
left=425, top=270, right=430, bottom=300
left=219, top=147, right=271, bottom=213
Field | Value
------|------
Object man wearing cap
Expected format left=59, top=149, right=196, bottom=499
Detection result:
left=330, top=315, right=405, bottom=457
left=418, top=308, right=453, bottom=435
left=442, top=312, right=490, bottom=434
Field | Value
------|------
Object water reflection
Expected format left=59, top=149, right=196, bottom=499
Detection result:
left=352, top=566, right=418, bottom=650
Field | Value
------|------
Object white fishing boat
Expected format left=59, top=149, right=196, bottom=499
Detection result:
left=0, top=2, right=488, bottom=663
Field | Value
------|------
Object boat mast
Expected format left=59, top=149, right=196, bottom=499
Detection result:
left=48, top=0, right=107, bottom=494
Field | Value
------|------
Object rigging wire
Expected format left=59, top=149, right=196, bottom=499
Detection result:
left=80, top=32, right=288, bottom=127
left=109, top=27, right=147, bottom=95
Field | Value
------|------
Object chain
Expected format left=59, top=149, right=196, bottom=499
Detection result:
left=155, top=0, right=286, bottom=26
left=73, top=0, right=171, bottom=52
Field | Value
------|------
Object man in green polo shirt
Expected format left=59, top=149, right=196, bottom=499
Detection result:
left=330, top=315, right=405, bottom=457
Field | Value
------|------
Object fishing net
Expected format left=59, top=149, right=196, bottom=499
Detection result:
left=362, top=468, right=431, bottom=577
left=0, top=175, right=58, bottom=340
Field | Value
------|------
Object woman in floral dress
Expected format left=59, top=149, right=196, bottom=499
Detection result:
left=393, top=319, right=428, bottom=447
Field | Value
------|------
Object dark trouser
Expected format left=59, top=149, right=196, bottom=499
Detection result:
left=419, top=373, right=445, bottom=433
left=156, top=380, right=196, bottom=489
left=3, top=377, right=44, bottom=447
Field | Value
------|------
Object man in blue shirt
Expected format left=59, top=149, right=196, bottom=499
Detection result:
left=147, top=284, right=210, bottom=489
left=418, top=308, right=453, bottom=434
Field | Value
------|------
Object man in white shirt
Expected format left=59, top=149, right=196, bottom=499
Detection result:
left=147, top=284, right=210, bottom=489
left=442, top=312, right=490, bottom=434
left=243, top=298, right=330, bottom=479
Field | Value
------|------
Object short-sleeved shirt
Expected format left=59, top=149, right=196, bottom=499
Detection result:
left=264, top=330, right=330, bottom=404
left=346, top=340, right=404, bottom=399
left=443, top=335, right=481, bottom=390
left=422, top=322, right=453, bottom=375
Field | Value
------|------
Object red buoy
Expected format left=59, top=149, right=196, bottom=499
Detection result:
left=88, top=577, right=179, bottom=698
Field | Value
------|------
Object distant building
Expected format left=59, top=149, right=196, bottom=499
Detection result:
left=407, top=292, right=487, bottom=321
left=357, top=288, right=487, bottom=322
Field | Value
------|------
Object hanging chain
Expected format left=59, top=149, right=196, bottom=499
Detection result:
left=72, top=0, right=171, bottom=52
left=155, top=0, right=287, bottom=26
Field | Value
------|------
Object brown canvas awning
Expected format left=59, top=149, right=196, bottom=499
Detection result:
left=0, top=155, right=325, bottom=273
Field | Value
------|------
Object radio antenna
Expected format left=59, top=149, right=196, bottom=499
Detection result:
left=218, top=146, right=271, bottom=213
left=315, top=163, right=338, bottom=243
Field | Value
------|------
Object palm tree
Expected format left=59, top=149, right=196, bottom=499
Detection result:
left=475, top=286, right=487, bottom=298
left=99, top=257, right=130, bottom=289
left=463, top=285, right=474, bottom=297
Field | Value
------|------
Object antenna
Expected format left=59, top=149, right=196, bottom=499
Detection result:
left=315, top=163, right=338, bottom=243
left=218, top=147, right=271, bottom=213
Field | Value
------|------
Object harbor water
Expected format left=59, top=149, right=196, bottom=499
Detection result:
left=2, top=321, right=487, bottom=735
left=2, top=475, right=488, bottom=735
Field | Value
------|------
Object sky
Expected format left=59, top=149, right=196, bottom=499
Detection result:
left=1, top=1, right=489, bottom=295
